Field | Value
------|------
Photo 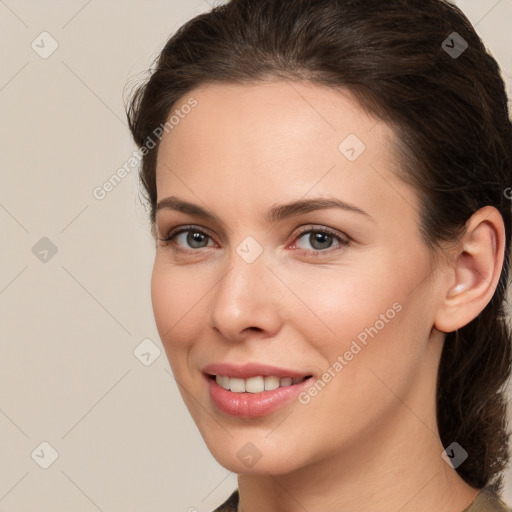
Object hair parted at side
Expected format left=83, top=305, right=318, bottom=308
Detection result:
left=126, top=0, right=512, bottom=491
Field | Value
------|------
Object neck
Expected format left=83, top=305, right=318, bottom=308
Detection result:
left=237, top=423, right=478, bottom=512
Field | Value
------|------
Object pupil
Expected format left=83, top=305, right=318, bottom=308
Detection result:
left=188, top=231, right=207, bottom=248
left=311, top=232, right=332, bottom=250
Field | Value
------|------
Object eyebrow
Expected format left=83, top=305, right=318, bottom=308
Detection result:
left=155, top=196, right=372, bottom=224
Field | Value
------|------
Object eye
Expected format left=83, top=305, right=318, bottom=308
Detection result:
left=292, top=227, right=349, bottom=253
left=158, top=226, right=215, bottom=251
left=158, top=224, right=350, bottom=255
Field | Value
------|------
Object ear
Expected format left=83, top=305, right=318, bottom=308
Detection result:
left=434, top=206, right=506, bottom=333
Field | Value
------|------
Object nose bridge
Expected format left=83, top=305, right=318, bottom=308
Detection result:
left=209, top=241, right=280, bottom=338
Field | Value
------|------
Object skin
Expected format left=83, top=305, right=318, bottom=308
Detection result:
left=151, top=80, right=505, bottom=512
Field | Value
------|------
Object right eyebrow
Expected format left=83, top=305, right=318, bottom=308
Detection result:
left=155, top=196, right=222, bottom=223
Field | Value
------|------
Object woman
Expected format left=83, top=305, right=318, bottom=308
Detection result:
left=126, top=0, right=512, bottom=510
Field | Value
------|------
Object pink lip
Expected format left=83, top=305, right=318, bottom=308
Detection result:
left=203, top=373, right=313, bottom=418
left=201, top=362, right=311, bottom=379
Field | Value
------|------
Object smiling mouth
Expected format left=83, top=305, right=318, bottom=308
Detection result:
left=208, top=374, right=313, bottom=393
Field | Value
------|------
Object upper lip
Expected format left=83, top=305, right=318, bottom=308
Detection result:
left=202, top=362, right=312, bottom=379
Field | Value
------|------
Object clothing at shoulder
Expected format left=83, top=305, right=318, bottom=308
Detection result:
left=463, top=487, right=512, bottom=512
left=211, top=487, right=512, bottom=512
left=212, top=490, right=238, bottom=512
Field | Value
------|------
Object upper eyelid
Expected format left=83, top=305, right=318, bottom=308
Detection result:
left=160, top=224, right=348, bottom=248
left=160, top=224, right=216, bottom=241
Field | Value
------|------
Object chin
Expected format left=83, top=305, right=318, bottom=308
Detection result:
left=214, top=453, right=301, bottom=475
left=203, top=434, right=309, bottom=475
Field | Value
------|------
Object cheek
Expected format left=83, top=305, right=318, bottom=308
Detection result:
left=279, top=261, right=398, bottom=349
left=150, top=258, right=209, bottom=351
left=285, top=253, right=429, bottom=392
left=305, top=282, right=432, bottom=427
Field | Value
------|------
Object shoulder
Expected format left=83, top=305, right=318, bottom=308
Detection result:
left=211, top=489, right=239, bottom=512
left=210, top=487, right=512, bottom=512
left=463, top=486, right=512, bottom=512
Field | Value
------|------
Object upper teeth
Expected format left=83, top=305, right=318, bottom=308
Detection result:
left=215, top=375, right=306, bottom=393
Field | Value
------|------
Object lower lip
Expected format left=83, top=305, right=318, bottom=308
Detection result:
left=205, top=374, right=313, bottom=418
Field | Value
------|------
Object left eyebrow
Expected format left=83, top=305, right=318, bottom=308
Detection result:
left=265, top=198, right=373, bottom=224
left=154, top=196, right=373, bottom=224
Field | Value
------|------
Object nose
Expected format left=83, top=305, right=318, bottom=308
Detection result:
left=208, top=249, right=282, bottom=342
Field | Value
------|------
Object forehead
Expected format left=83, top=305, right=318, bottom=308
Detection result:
left=154, top=80, right=420, bottom=237
left=156, top=80, right=395, bottom=183
left=163, top=80, right=381, bottom=147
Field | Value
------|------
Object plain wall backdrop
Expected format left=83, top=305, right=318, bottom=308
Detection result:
left=1, top=0, right=512, bottom=510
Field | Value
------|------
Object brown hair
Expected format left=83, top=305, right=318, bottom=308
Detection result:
left=126, top=0, right=512, bottom=491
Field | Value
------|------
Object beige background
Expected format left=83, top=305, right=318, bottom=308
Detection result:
left=1, top=1, right=511, bottom=510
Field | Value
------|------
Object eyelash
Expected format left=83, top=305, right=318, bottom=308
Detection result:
left=158, top=224, right=351, bottom=256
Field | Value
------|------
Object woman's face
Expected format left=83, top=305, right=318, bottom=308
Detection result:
left=152, top=80, right=445, bottom=474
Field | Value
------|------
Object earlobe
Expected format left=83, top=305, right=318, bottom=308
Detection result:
left=434, top=206, right=505, bottom=333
